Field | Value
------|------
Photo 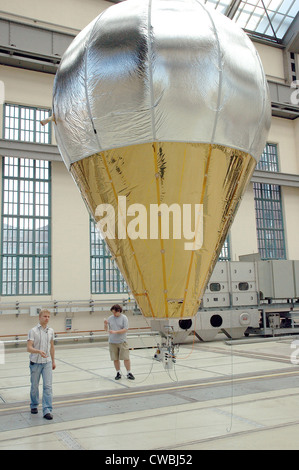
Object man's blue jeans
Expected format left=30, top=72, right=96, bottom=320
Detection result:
left=30, top=361, right=53, bottom=416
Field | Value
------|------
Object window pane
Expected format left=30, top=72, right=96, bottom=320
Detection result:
left=218, top=237, right=230, bottom=261
left=1, top=157, right=51, bottom=295
left=90, top=220, right=128, bottom=294
left=254, top=182, right=286, bottom=260
left=3, top=104, right=51, bottom=144
left=256, top=143, right=279, bottom=172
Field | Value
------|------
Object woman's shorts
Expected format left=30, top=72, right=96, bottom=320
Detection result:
left=109, top=342, right=130, bottom=361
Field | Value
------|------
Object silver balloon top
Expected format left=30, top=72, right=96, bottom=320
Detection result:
left=53, top=0, right=271, bottom=168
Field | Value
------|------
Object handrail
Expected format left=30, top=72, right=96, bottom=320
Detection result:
left=0, top=326, right=151, bottom=339
left=0, top=297, right=139, bottom=317
left=1, top=327, right=156, bottom=346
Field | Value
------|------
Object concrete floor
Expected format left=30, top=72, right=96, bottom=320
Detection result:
left=1, top=334, right=299, bottom=450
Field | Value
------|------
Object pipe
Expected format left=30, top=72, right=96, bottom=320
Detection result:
left=1, top=328, right=154, bottom=345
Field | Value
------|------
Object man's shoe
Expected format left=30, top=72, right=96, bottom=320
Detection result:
left=43, top=413, right=53, bottom=420
left=115, top=372, right=122, bottom=380
left=127, top=372, right=135, bottom=380
left=31, top=408, right=38, bottom=414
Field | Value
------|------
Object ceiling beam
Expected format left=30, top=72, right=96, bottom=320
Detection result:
left=224, top=0, right=243, bottom=20
left=282, top=12, right=299, bottom=53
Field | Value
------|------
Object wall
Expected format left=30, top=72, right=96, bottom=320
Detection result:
left=282, top=186, right=299, bottom=260
left=254, top=42, right=285, bottom=83
left=0, top=65, right=55, bottom=142
left=295, top=118, right=299, bottom=164
left=0, top=0, right=109, bottom=33
left=0, top=309, right=148, bottom=339
left=229, top=115, right=299, bottom=261
left=229, top=185, right=259, bottom=261
left=51, top=161, right=90, bottom=299
left=268, top=117, right=299, bottom=174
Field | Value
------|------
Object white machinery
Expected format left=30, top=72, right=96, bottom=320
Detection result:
left=151, top=259, right=299, bottom=360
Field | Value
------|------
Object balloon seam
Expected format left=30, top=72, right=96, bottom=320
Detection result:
left=167, top=147, right=187, bottom=284
left=195, top=0, right=223, bottom=144
left=180, top=144, right=213, bottom=318
left=147, top=0, right=157, bottom=141
left=101, top=151, right=155, bottom=318
left=153, top=142, right=169, bottom=317
left=249, top=51, right=269, bottom=160
left=84, top=12, right=106, bottom=150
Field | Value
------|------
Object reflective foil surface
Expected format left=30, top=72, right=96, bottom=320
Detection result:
left=71, top=143, right=256, bottom=319
left=53, top=0, right=270, bottom=319
left=53, top=0, right=271, bottom=167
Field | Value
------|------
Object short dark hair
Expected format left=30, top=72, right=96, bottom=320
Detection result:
left=110, top=304, right=122, bottom=313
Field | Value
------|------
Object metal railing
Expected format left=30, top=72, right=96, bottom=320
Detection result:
left=1, top=327, right=155, bottom=348
left=0, top=297, right=139, bottom=317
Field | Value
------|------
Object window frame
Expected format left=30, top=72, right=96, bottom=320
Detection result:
left=3, top=103, right=52, bottom=144
left=218, top=236, right=231, bottom=261
left=0, top=156, right=52, bottom=296
left=253, top=182, right=286, bottom=260
left=256, top=142, right=280, bottom=172
left=253, top=143, right=286, bottom=260
left=90, top=219, right=128, bottom=294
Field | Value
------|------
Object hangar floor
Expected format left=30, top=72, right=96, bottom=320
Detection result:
left=1, top=334, right=299, bottom=450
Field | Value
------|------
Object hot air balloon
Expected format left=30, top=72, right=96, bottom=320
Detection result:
left=51, top=0, right=270, bottom=363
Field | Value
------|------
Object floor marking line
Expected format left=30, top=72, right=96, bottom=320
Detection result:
left=162, top=417, right=299, bottom=450
left=2, top=388, right=299, bottom=446
left=1, top=369, right=299, bottom=413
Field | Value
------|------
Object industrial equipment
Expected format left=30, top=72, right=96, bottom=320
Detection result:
left=150, top=259, right=299, bottom=345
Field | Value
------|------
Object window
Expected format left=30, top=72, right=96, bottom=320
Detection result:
left=254, top=143, right=286, bottom=260
left=218, top=237, right=230, bottom=261
left=90, top=220, right=128, bottom=294
left=0, top=157, right=51, bottom=295
left=256, top=143, right=279, bottom=172
left=253, top=183, right=286, bottom=259
left=202, top=0, right=298, bottom=43
left=3, top=103, right=51, bottom=144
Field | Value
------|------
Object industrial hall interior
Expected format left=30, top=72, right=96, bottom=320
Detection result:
left=0, top=0, right=299, bottom=451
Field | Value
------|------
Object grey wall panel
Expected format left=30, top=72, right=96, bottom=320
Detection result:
left=0, top=20, right=10, bottom=46
left=0, top=19, right=74, bottom=59
left=10, top=23, right=53, bottom=56
left=52, top=33, right=73, bottom=57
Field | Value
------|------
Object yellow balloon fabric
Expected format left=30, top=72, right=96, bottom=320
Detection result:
left=71, top=142, right=255, bottom=319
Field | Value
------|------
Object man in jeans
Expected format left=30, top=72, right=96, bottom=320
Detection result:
left=104, top=304, right=135, bottom=381
left=27, top=309, right=56, bottom=420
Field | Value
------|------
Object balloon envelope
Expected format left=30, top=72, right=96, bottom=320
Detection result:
left=53, top=0, right=271, bottom=319
left=70, top=142, right=255, bottom=318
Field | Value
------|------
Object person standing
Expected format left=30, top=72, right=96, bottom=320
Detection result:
left=104, top=304, right=135, bottom=380
left=27, top=309, right=56, bottom=420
